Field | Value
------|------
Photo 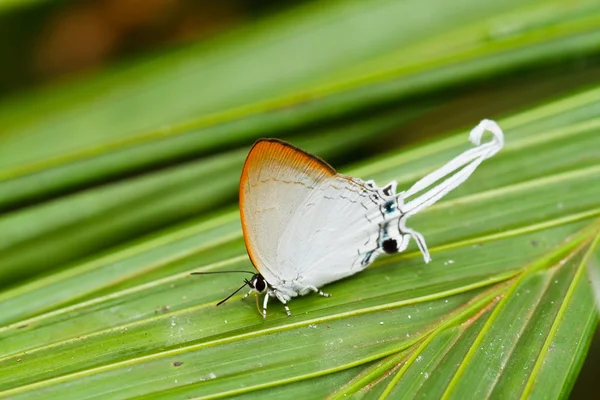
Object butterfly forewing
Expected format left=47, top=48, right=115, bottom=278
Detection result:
left=240, top=139, right=337, bottom=285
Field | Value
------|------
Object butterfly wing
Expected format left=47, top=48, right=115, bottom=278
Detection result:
left=239, top=139, right=337, bottom=286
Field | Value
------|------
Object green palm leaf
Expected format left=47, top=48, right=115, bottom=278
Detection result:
left=1, top=0, right=599, bottom=399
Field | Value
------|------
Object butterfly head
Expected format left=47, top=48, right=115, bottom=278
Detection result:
left=246, top=273, right=268, bottom=293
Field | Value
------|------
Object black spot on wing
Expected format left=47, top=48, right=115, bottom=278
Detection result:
left=382, top=238, right=398, bottom=254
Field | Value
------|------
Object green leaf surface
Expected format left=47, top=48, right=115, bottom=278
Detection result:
left=1, top=0, right=599, bottom=399
left=1, top=90, right=599, bottom=397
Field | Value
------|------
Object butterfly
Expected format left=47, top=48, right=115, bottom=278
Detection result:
left=194, top=119, right=504, bottom=318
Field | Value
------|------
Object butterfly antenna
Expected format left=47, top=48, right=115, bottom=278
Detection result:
left=191, top=271, right=255, bottom=276
left=217, top=281, right=250, bottom=306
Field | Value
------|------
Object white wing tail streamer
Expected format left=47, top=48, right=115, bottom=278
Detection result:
left=398, top=119, right=505, bottom=262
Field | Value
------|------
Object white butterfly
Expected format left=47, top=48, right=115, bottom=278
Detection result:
left=196, top=120, right=504, bottom=317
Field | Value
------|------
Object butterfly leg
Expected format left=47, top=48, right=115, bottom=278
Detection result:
left=283, top=303, right=291, bottom=316
left=261, top=292, right=270, bottom=318
left=307, top=285, right=331, bottom=298
left=241, top=288, right=255, bottom=300
left=271, top=290, right=292, bottom=317
left=403, top=226, right=431, bottom=264
left=398, top=217, right=431, bottom=264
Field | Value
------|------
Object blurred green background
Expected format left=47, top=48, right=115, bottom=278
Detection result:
left=0, top=0, right=598, bottom=398
left=0, top=0, right=310, bottom=97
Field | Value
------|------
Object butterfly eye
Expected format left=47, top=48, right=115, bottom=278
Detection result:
left=382, top=238, right=399, bottom=254
left=253, top=276, right=267, bottom=292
